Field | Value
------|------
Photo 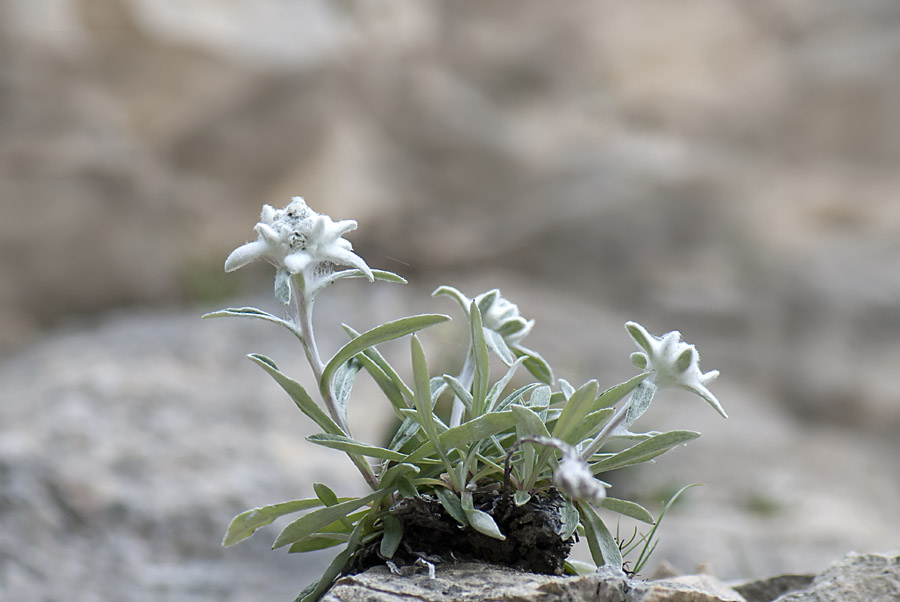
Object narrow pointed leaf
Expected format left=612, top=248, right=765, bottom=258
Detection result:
left=434, top=487, right=468, bottom=526
left=469, top=301, right=490, bottom=415
left=513, top=491, right=532, bottom=507
left=432, top=285, right=472, bottom=315
left=551, top=380, right=600, bottom=444
left=594, top=372, right=650, bottom=411
left=402, top=410, right=518, bottom=465
left=514, top=345, right=553, bottom=385
left=484, top=328, right=516, bottom=366
left=248, top=354, right=342, bottom=436
left=307, top=434, right=406, bottom=462
left=600, top=497, right=654, bottom=524
left=297, top=518, right=368, bottom=602
left=288, top=535, right=347, bottom=553
left=590, top=430, right=701, bottom=474
left=443, top=374, right=474, bottom=414
left=223, top=498, right=327, bottom=547
left=485, top=357, right=525, bottom=413
left=466, top=508, right=506, bottom=540
left=342, top=324, right=414, bottom=406
left=577, top=500, right=623, bottom=567
left=322, top=314, right=450, bottom=401
left=379, top=514, right=403, bottom=558
left=333, top=358, right=363, bottom=429
left=625, top=380, right=657, bottom=427
left=202, top=306, right=291, bottom=329
left=273, top=489, right=388, bottom=549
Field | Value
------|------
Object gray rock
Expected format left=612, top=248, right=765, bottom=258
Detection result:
left=733, top=574, right=814, bottom=602
left=770, top=553, right=900, bottom=602
left=322, top=562, right=748, bottom=602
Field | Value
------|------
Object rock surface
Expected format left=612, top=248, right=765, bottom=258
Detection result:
left=323, top=553, right=900, bottom=602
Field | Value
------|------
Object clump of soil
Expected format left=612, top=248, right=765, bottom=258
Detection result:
left=350, top=489, right=574, bottom=575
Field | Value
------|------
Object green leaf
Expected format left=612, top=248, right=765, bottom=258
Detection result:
left=565, top=408, right=615, bottom=447
left=342, top=324, right=414, bottom=406
left=484, top=328, right=516, bottom=366
left=297, top=516, right=370, bottom=602
left=564, top=560, right=597, bottom=576
left=558, top=379, right=576, bottom=401
left=551, top=380, right=600, bottom=444
left=590, top=430, right=701, bottom=474
left=625, top=380, right=657, bottom=427
left=313, top=269, right=408, bottom=295
left=288, top=535, right=347, bottom=553
left=434, top=487, right=468, bottom=526
left=388, top=416, right=424, bottom=453
left=273, top=488, right=388, bottom=549
left=468, top=507, right=506, bottom=540
left=201, top=306, right=290, bottom=328
left=402, top=411, right=518, bottom=465
left=514, top=345, right=553, bottom=385
left=248, top=354, right=343, bottom=436
left=379, top=463, right=421, bottom=489
left=494, top=382, right=543, bottom=413
left=322, top=314, right=450, bottom=402
left=307, top=434, right=406, bottom=462
left=352, top=352, right=408, bottom=417
left=411, top=337, right=443, bottom=448
left=484, top=357, right=525, bottom=413
left=333, top=358, right=363, bottom=428
left=443, top=375, right=474, bottom=415
left=625, top=322, right=652, bottom=353
left=461, top=493, right=505, bottom=541
left=560, top=497, right=580, bottom=540
left=223, top=498, right=327, bottom=547
left=380, top=514, right=403, bottom=559
left=577, top=500, right=623, bottom=567
left=509, top=405, right=552, bottom=439
left=432, top=285, right=472, bottom=315
left=594, top=372, right=650, bottom=411
left=396, top=476, right=418, bottom=499
left=475, top=289, right=500, bottom=316
left=600, top=497, right=654, bottom=524
left=469, top=301, right=490, bottom=416
left=513, top=491, right=532, bottom=507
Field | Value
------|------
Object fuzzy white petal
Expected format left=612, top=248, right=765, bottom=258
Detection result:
left=284, top=252, right=312, bottom=274
left=224, top=240, right=268, bottom=272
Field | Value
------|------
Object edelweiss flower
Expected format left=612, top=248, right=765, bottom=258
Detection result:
left=478, top=291, right=535, bottom=346
left=625, top=321, right=726, bottom=418
left=553, top=451, right=607, bottom=505
left=225, top=197, right=373, bottom=303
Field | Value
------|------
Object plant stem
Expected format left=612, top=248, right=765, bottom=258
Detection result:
left=290, top=275, right=379, bottom=490
left=449, top=344, right=475, bottom=428
left=580, top=403, right=629, bottom=460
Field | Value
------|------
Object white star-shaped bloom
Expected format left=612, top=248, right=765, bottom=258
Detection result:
left=224, top=197, right=373, bottom=303
left=625, top=321, right=726, bottom=418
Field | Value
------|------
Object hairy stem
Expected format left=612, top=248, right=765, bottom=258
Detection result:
left=449, top=344, right=475, bottom=428
left=291, top=275, right=379, bottom=490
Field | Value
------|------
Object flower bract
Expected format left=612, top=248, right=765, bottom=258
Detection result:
left=224, top=197, right=373, bottom=303
left=625, top=321, right=726, bottom=418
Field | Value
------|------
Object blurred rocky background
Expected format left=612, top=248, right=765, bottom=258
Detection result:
left=2, top=0, right=899, bottom=600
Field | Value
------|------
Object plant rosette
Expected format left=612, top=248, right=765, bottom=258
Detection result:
left=206, top=198, right=726, bottom=602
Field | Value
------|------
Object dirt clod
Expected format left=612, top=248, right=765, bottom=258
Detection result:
left=350, top=489, right=574, bottom=576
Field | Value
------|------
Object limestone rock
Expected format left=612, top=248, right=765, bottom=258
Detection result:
left=322, top=562, right=751, bottom=602
left=770, top=553, right=900, bottom=602
left=732, top=574, right=814, bottom=602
